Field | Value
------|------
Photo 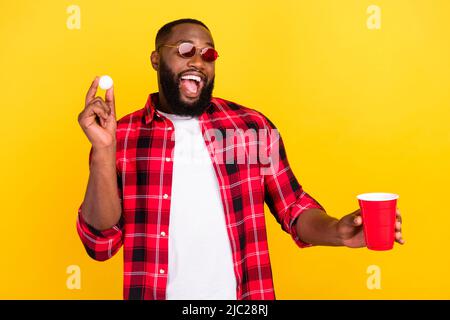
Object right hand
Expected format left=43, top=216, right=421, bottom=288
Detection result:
left=78, top=76, right=117, bottom=150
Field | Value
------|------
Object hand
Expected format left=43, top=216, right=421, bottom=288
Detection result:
left=78, top=76, right=117, bottom=150
left=336, top=208, right=405, bottom=248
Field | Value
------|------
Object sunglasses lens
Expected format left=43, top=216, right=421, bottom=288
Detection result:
left=178, top=43, right=196, bottom=57
left=201, top=48, right=218, bottom=62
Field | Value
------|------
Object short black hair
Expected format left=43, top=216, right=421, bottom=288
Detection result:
left=155, top=18, right=210, bottom=50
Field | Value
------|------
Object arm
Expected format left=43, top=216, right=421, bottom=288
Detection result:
left=261, top=116, right=405, bottom=249
left=81, top=146, right=121, bottom=230
left=76, top=148, right=124, bottom=261
left=295, top=208, right=342, bottom=246
left=76, top=76, right=124, bottom=261
left=297, top=207, right=405, bottom=248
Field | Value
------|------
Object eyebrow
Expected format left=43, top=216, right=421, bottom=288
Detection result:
left=174, top=39, right=215, bottom=48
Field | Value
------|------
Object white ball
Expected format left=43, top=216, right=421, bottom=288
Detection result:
left=99, top=75, right=113, bottom=90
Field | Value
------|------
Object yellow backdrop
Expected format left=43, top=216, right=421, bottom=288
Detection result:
left=1, top=0, right=449, bottom=299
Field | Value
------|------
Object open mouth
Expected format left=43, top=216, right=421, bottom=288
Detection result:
left=179, top=74, right=204, bottom=99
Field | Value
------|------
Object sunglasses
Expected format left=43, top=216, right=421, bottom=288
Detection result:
left=159, top=42, right=219, bottom=62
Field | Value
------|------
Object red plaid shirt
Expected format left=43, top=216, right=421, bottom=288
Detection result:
left=77, top=93, right=324, bottom=300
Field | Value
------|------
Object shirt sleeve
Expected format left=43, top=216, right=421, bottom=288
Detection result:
left=76, top=147, right=124, bottom=261
left=261, top=116, right=325, bottom=248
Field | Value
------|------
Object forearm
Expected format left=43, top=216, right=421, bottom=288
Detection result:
left=296, top=208, right=343, bottom=246
left=81, top=146, right=122, bottom=231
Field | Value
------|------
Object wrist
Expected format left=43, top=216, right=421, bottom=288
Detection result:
left=91, top=145, right=116, bottom=167
left=330, top=219, right=345, bottom=246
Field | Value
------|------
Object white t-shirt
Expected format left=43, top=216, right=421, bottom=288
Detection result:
left=157, top=110, right=237, bottom=300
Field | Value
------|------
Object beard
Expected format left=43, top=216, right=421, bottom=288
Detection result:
left=158, top=59, right=215, bottom=117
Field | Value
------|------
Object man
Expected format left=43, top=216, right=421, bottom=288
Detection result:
left=77, top=18, right=404, bottom=300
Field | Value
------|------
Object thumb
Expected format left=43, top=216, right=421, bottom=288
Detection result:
left=342, top=209, right=362, bottom=226
left=105, top=85, right=116, bottom=118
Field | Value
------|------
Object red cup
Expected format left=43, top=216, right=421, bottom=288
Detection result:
left=357, top=193, right=399, bottom=251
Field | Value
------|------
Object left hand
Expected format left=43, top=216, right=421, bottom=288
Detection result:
left=336, top=208, right=405, bottom=248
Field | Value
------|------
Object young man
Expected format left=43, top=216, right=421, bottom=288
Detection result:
left=77, top=18, right=404, bottom=300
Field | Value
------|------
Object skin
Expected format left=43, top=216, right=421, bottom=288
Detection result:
left=77, top=23, right=405, bottom=246
left=296, top=208, right=404, bottom=248
left=150, top=23, right=216, bottom=113
left=78, top=77, right=121, bottom=230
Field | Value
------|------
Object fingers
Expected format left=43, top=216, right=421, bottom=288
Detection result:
left=105, top=86, right=116, bottom=117
left=396, top=231, right=405, bottom=245
left=395, top=222, right=404, bottom=242
left=90, top=97, right=112, bottom=115
left=396, top=208, right=402, bottom=222
left=78, top=105, right=107, bottom=129
left=80, top=97, right=112, bottom=122
left=395, top=208, right=402, bottom=231
left=78, top=97, right=112, bottom=129
left=85, top=76, right=115, bottom=119
left=86, top=105, right=108, bottom=121
left=85, top=76, right=100, bottom=106
left=395, top=208, right=405, bottom=244
left=346, top=207, right=405, bottom=246
left=91, top=105, right=109, bottom=123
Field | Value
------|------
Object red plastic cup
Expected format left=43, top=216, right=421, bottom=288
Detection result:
left=357, top=193, right=399, bottom=251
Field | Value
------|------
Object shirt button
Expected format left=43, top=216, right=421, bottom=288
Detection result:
left=163, top=194, right=169, bottom=199
left=165, top=157, right=171, bottom=162
left=160, top=231, right=166, bottom=237
left=159, top=269, right=165, bottom=274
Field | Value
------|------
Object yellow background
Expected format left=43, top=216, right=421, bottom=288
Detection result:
left=1, top=0, right=449, bottom=299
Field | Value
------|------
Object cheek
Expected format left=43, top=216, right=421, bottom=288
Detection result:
left=206, top=65, right=215, bottom=81
left=165, top=57, right=185, bottom=76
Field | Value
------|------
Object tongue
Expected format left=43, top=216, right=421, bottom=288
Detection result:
left=180, top=79, right=198, bottom=95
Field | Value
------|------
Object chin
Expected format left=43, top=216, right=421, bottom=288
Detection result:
left=180, top=94, right=200, bottom=104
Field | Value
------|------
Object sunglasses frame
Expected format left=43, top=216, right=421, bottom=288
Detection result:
left=158, top=42, right=219, bottom=62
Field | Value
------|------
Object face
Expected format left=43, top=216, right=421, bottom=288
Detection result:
left=151, top=23, right=216, bottom=116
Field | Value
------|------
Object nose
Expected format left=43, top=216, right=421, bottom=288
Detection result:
left=187, top=50, right=206, bottom=69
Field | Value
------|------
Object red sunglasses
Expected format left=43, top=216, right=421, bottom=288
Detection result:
left=159, top=42, right=219, bottom=62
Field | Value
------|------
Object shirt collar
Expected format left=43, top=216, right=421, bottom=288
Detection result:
left=144, top=92, right=216, bottom=125
left=144, top=93, right=159, bottom=125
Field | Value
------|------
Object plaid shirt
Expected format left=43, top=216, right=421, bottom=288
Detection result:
left=77, top=93, right=324, bottom=300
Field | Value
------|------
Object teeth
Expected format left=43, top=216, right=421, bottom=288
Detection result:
left=181, top=75, right=202, bottom=83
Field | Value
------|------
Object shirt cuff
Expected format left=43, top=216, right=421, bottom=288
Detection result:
left=77, top=205, right=124, bottom=240
left=288, top=202, right=325, bottom=249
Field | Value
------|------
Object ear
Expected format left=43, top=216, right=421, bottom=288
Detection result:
left=150, top=51, right=159, bottom=71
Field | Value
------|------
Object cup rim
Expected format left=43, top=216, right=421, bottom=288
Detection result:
left=356, top=192, right=399, bottom=201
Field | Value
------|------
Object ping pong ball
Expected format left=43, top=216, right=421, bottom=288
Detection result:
left=99, top=75, right=113, bottom=90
